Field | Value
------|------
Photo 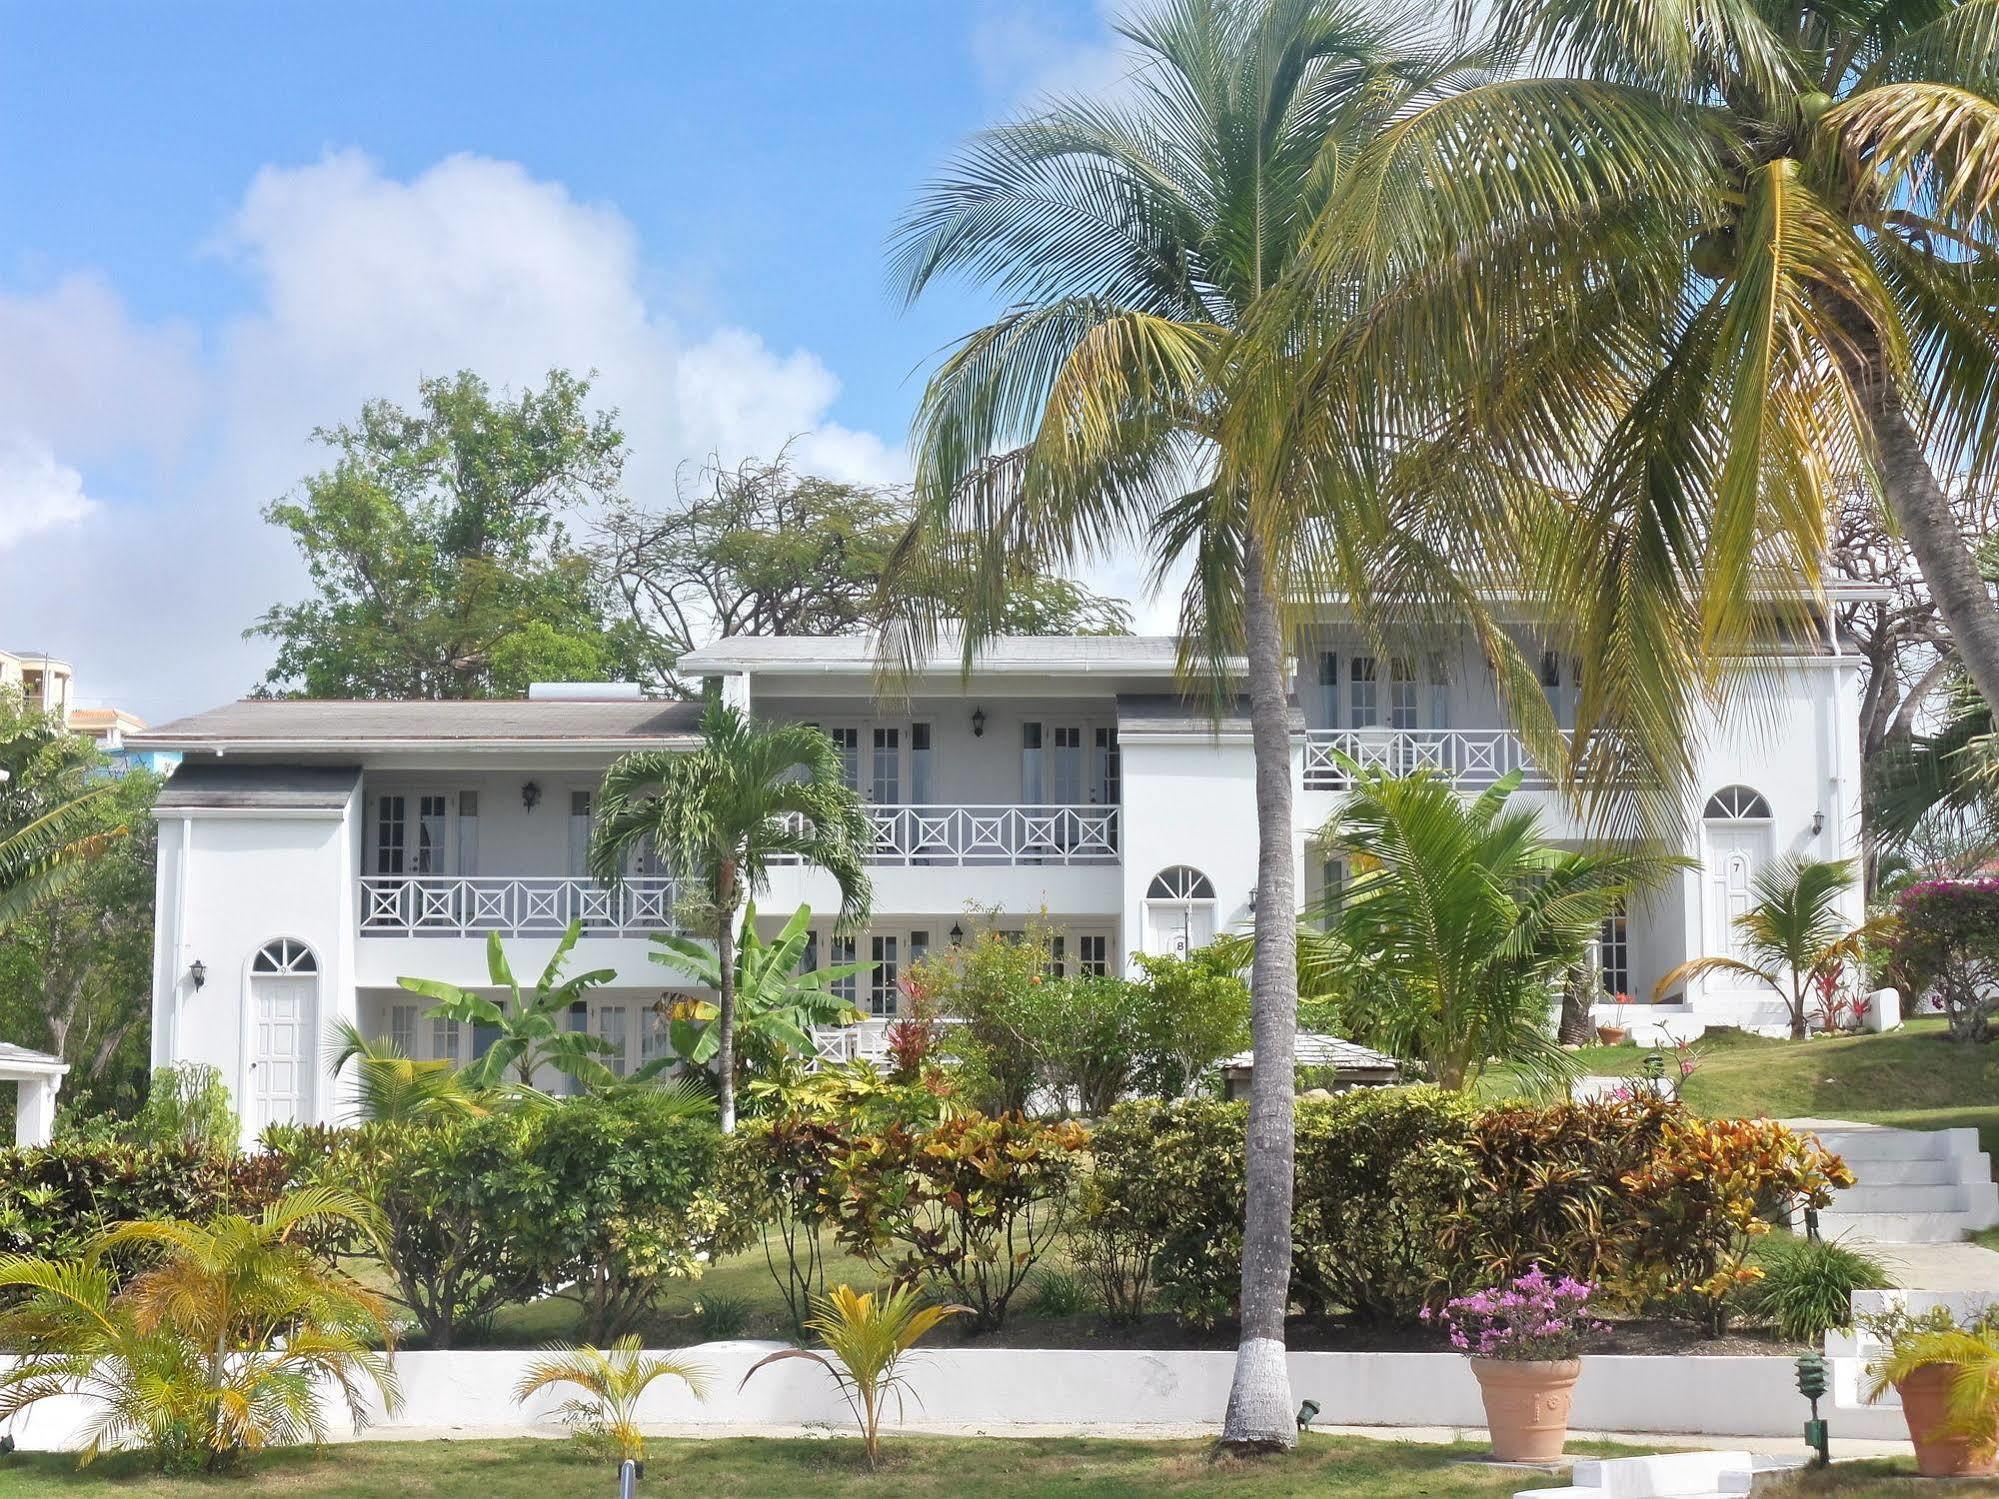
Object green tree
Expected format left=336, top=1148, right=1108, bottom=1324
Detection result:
left=512, top=1335, right=710, bottom=1462
left=251, top=369, right=635, bottom=698
left=1291, top=766, right=1678, bottom=1090
left=589, top=701, right=871, bottom=1132
left=888, top=0, right=1543, bottom=1444
left=1285, top=0, right=1999, bottom=773
left=598, top=451, right=1132, bottom=692
left=0, top=710, right=155, bottom=1113
left=398, top=919, right=623, bottom=1093
left=1658, top=857, right=1891, bottom=1040
left=326, top=1022, right=489, bottom=1123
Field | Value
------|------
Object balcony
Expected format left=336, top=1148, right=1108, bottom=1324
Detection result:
left=776, top=804, right=1120, bottom=867
left=1300, top=729, right=1555, bottom=791
left=358, top=875, right=683, bottom=937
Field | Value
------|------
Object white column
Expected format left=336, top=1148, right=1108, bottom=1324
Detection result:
left=13, top=1070, right=63, bottom=1146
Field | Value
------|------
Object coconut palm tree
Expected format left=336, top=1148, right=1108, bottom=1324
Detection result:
left=513, top=1335, right=710, bottom=1462
left=0, top=1188, right=398, bottom=1470
left=1290, top=766, right=1681, bottom=1090
left=590, top=700, right=871, bottom=1132
left=1656, top=856, right=1891, bottom=1038
left=886, top=0, right=1566, bottom=1445
left=1280, top=0, right=1999, bottom=782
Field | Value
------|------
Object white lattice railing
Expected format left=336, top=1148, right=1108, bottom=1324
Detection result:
left=358, top=875, right=683, bottom=937
left=775, top=804, right=1120, bottom=866
left=1300, top=729, right=1556, bottom=790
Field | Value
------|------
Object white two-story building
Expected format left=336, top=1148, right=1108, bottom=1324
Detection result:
left=132, top=606, right=1873, bottom=1141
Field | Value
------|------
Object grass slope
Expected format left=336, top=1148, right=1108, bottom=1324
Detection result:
left=0, top=1436, right=1942, bottom=1498
left=1488, top=1019, right=1999, bottom=1163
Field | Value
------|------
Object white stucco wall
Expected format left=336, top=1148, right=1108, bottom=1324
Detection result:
left=151, top=788, right=360, bottom=1145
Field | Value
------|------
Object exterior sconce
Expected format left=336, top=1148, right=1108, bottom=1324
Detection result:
left=1811, top=811, right=1825, bottom=836
left=189, top=959, right=207, bottom=992
left=1248, top=887, right=1258, bottom=914
left=948, top=922, right=965, bottom=943
left=971, top=707, right=987, bottom=738
left=521, top=781, right=542, bottom=813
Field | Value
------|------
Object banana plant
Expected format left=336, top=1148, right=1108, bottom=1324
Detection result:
left=399, top=919, right=620, bottom=1091
left=643, top=903, right=869, bottom=1077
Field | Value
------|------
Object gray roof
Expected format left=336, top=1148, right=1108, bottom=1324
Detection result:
left=1117, top=693, right=1303, bottom=734
left=680, top=633, right=1220, bottom=675
left=1220, top=1033, right=1401, bottom=1074
left=155, top=762, right=362, bottom=811
left=0, top=1042, right=69, bottom=1074
left=130, top=698, right=704, bottom=750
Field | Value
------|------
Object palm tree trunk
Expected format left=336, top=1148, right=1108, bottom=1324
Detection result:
left=716, top=870, right=739, bottom=1134
left=1835, top=303, right=1999, bottom=716
left=1220, top=538, right=1299, bottom=1451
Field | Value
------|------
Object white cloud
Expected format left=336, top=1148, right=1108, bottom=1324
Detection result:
left=0, top=436, right=98, bottom=549
left=0, top=150, right=905, bottom=719
left=970, top=0, right=1136, bottom=110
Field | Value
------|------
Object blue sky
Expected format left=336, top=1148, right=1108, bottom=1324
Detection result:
left=0, top=1, right=1133, bottom=717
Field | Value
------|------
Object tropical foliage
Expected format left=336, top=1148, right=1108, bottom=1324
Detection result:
left=741, top=1284, right=965, bottom=1467
left=1865, top=1306, right=1999, bottom=1453
left=1657, top=858, right=1891, bottom=1039
left=591, top=699, right=871, bottom=1132
left=1270, top=0, right=1999, bottom=823
left=514, top=1335, right=709, bottom=1462
left=0, top=691, right=127, bottom=939
left=0, top=1188, right=398, bottom=1472
left=647, top=902, right=868, bottom=1074
left=327, top=1021, right=489, bottom=1122
left=1289, top=767, right=1675, bottom=1089
left=399, top=919, right=622, bottom=1093
left=1882, top=876, right=1999, bottom=1041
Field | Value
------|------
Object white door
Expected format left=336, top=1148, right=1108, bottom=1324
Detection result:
left=1146, top=900, right=1215, bottom=957
left=1704, top=823, right=1771, bottom=991
left=251, top=975, right=315, bottom=1132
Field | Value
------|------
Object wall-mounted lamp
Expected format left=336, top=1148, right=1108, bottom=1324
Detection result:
left=970, top=707, right=987, bottom=738
left=948, top=922, right=965, bottom=943
left=1811, top=811, right=1825, bottom=836
left=1247, top=887, right=1258, bottom=914
left=521, top=781, right=542, bottom=813
left=189, top=959, right=207, bottom=992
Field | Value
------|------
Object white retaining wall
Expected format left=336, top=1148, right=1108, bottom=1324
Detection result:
left=0, top=1345, right=1911, bottom=1452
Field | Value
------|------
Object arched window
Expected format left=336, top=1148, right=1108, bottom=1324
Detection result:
left=251, top=938, right=318, bottom=975
left=1703, top=786, right=1772, bottom=821
left=1146, top=866, right=1216, bottom=902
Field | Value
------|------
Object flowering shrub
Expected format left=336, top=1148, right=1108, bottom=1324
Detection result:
left=1883, top=878, right=1999, bottom=1041
left=1425, top=1266, right=1606, bottom=1361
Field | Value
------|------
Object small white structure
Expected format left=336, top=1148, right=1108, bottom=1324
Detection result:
left=0, top=1042, right=69, bottom=1146
left=1859, top=985, right=1902, bottom=1033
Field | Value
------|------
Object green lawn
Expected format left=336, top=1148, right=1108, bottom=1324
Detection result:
left=0, top=1436, right=1943, bottom=1499
left=1485, top=1019, right=1999, bottom=1165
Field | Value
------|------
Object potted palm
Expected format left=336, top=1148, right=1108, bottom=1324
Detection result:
left=1427, top=1266, right=1605, bottom=1462
left=1863, top=1306, right=1999, bottom=1478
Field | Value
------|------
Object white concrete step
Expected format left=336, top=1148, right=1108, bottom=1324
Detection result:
left=1790, top=1121, right=1998, bottom=1243
left=1832, top=1181, right=1997, bottom=1214
left=1816, top=1209, right=1985, bottom=1243
left=1807, top=1125, right=1983, bottom=1162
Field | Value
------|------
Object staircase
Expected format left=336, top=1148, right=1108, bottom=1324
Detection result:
left=1792, top=1121, right=1999, bottom=1244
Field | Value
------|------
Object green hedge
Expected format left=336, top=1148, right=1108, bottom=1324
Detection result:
left=0, top=1139, right=296, bottom=1265
left=1086, top=1089, right=1848, bottom=1329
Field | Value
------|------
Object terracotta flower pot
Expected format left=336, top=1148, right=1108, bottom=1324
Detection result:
left=1594, top=1026, right=1628, bottom=1045
left=1470, top=1357, right=1582, bottom=1462
left=1896, top=1364, right=1999, bottom=1478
